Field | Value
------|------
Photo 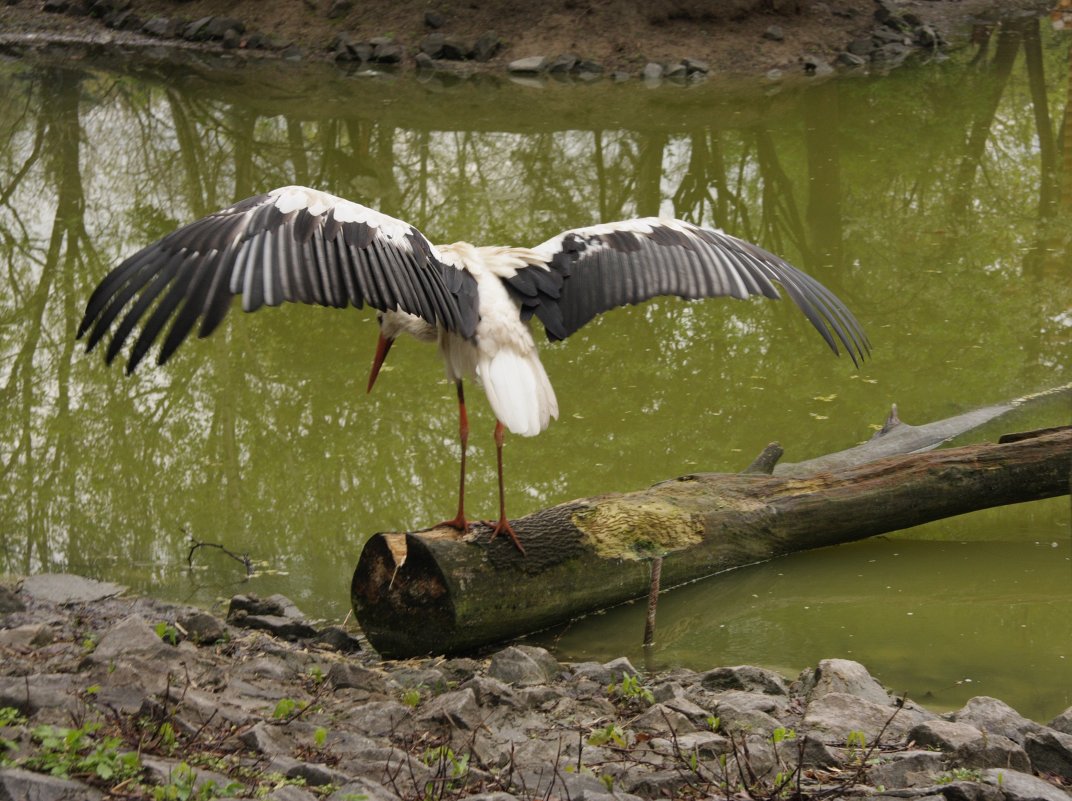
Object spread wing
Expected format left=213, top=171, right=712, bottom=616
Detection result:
left=509, top=218, right=869, bottom=366
left=78, top=186, right=479, bottom=373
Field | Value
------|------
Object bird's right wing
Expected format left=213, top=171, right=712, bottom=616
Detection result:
left=518, top=218, right=869, bottom=366
left=78, top=186, right=479, bottom=374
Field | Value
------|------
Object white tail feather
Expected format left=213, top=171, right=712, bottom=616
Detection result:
left=480, top=349, right=559, bottom=437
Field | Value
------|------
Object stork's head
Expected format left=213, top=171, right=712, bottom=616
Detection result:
left=366, top=310, right=437, bottom=393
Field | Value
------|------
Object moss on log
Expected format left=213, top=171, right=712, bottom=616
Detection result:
left=352, top=426, right=1071, bottom=658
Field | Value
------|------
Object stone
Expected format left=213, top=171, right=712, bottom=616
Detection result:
left=0, top=585, right=25, bottom=613
left=702, top=666, right=789, bottom=696
left=763, top=25, right=784, bottom=41
left=390, top=666, right=447, bottom=692
left=1023, top=729, right=1072, bottom=777
left=19, top=574, right=125, bottom=605
left=0, top=767, right=103, bottom=800
left=470, top=32, right=502, bottom=62
left=632, top=703, right=698, bottom=735
left=683, top=57, right=709, bottom=75
left=424, top=10, right=444, bottom=29
left=315, top=626, right=361, bottom=652
left=603, top=656, right=639, bottom=682
left=488, top=645, right=560, bottom=686
left=641, top=62, right=663, bottom=81
left=203, top=16, right=244, bottom=39
left=177, top=611, right=225, bottom=644
left=141, top=16, right=174, bottom=36
left=908, top=720, right=1030, bottom=772
left=926, top=781, right=1004, bottom=801
left=507, top=56, right=548, bottom=74
left=269, top=785, right=319, bottom=801
left=328, top=663, right=386, bottom=694
left=664, top=61, right=688, bottom=78
left=234, top=614, right=318, bottom=640
left=42, top=0, right=71, bottom=11
left=571, top=661, right=612, bottom=685
left=326, top=777, right=402, bottom=801
left=547, top=53, right=578, bottom=73
left=141, top=756, right=233, bottom=794
left=327, top=0, right=352, bottom=19
left=460, top=675, right=521, bottom=709
left=838, top=52, right=867, bottom=67
left=802, top=692, right=926, bottom=743
left=797, top=659, right=890, bottom=704
left=981, top=768, right=1070, bottom=801
left=951, top=697, right=1043, bottom=745
left=182, top=16, right=213, bottom=41
left=90, top=614, right=175, bottom=663
left=0, top=623, right=52, bottom=648
left=715, top=701, right=784, bottom=736
left=0, top=674, right=82, bottom=715
left=416, top=687, right=482, bottom=730
left=803, top=55, right=834, bottom=76
left=419, top=34, right=467, bottom=60
left=240, top=721, right=298, bottom=757
left=867, top=749, right=947, bottom=789
left=370, top=42, right=403, bottom=64
left=1051, top=705, right=1072, bottom=735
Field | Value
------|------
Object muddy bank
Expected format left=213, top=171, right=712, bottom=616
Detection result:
left=1, top=574, right=1070, bottom=800
left=0, top=0, right=1054, bottom=79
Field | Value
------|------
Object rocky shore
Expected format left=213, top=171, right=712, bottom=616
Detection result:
left=0, top=0, right=1054, bottom=80
left=1, top=574, right=1070, bottom=800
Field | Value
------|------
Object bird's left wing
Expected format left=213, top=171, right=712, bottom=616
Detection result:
left=514, top=218, right=869, bottom=366
left=78, top=186, right=477, bottom=374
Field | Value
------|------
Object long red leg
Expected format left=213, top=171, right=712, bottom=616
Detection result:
left=438, top=380, right=469, bottom=532
left=489, top=420, right=525, bottom=555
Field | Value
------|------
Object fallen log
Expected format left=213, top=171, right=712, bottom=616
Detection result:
left=352, top=425, right=1071, bottom=658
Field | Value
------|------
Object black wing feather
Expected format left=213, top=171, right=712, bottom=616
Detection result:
left=79, top=186, right=476, bottom=371
left=518, top=218, right=869, bottom=366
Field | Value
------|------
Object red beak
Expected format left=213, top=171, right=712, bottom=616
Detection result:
left=366, top=333, right=394, bottom=393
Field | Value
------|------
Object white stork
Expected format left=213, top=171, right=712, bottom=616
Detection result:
left=78, top=186, right=870, bottom=553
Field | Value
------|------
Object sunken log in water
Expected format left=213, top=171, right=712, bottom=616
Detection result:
left=352, top=424, right=1071, bottom=658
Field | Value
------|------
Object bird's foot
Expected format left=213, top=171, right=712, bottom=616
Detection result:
left=488, top=517, right=526, bottom=555
left=436, top=513, right=469, bottom=534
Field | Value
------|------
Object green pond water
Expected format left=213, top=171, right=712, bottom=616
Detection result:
left=1, top=19, right=1069, bottom=720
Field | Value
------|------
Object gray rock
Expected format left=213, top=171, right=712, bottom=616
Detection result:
left=951, top=697, right=1043, bottom=745
left=603, top=656, right=639, bottom=682
left=328, top=663, right=387, bottom=694
left=342, top=700, right=411, bottom=737
left=470, top=32, right=502, bottom=62
left=0, top=623, right=52, bottom=648
left=0, top=673, right=81, bottom=715
left=268, top=784, right=319, bottom=801
left=683, top=57, right=709, bottom=75
left=803, top=55, right=834, bottom=76
left=908, top=720, right=1030, bottom=772
left=389, top=666, right=446, bottom=692
left=1023, top=729, right=1072, bottom=778
left=327, top=0, right=352, bottom=19
left=641, top=62, right=663, bottom=81
left=981, top=768, right=1070, bottom=801
left=313, top=626, right=361, bottom=653
left=662, top=695, right=712, bottom=722
left=416, top=687, right=482, bottom=730
left=141, top=756, right=233, bottom=793
left=419, top=33, right=468, bottom=60
left=838, top=52, right=868, bottom=67
left=19, top=574, right=125, bottom=605
left=763, top=25, right=784, bottom=41
left=203, top=16, right=243, bottom=39
left=1051, top=705, right=1072, bottom=735
left=234, top=614, right=318, bottom=640
left=802, top=692, right=925, bottom=743
left=488, top=645, right=560, bottom=686
left=90, top=614, right=175, bottom=663
left=0, top=585, right=25, bottom=613
left=715, top=701, right=784, bottom=736
left=326, top=777, right=400, bottom=801
left=424, top=10, right=445, bottom=29
left=370, top=41, right=403, bottom=64
left=632, top=703, right=698, bottom=735
left=702, top=665, right=789, bottom=695
left=571, top=661, right=612, bottom=684
left=664, top=61, right=688, bottom=78
left=177, top=611, right=225, bottom=644
left=797, top=659, right=890, bottom=704
left=575, top=60, right=604, bottom=77
left=547, top=53, right=578, bottom=73
left=507, top=56, right=548, bottom=74
left=460, top=675, right=521, bottom=708
left=779, top=735, right=841, bottom=769
left=0, top=767, right=103, bottom=800
left=272, top=756, right=351, bottom=787
left=868, top=749, right=947, bottom=789
left=240, top=721, right=298, bottom=757
left=922, top=780, right=1004, bottom=801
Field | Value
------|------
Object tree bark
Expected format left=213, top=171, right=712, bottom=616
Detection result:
left=352, top=425, right=1071, bottom=658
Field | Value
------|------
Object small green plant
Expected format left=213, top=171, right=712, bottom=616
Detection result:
left=706, top=715, right=721, bottom=732
left=936, top=767, right=982, bottom=785
left=313, top=727, right=328, bottom=749
left=269, top=697, right=310, bottom=720
left=587, top=723, right=627, bottom=748
left=400, top=688, right=421, bottom=708
left=81, top=635, right=97, bottom=653
left=25, top=722, right=141, bottom=782
left=154, top=622, right=179, bottom=646
left=772, top=726, right=796, bottom=744
left=0, top=707, right=24, bottom=728
left=151, top=761, right=244, bottom=800
left=845, top=730, right=867, bottom=749
left=307, top=665, right=325, bottom=685
left=422, top=745, right=469, bottom=779
left=607, top=674, right=654, bottom=705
